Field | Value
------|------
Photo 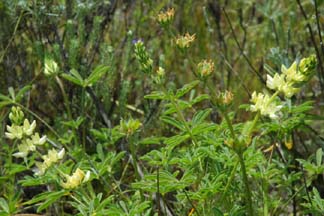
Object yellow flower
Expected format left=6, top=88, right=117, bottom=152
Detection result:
left=266, top=73, right=299, bottom=98
left=22, top=119, right=36, bottom=136
left=31, top=133, right=47, bottom=145
left=156, top=67, right=165, bottom=77
left=61, top=168, right=90, bottom=189
left=175, top=33, right=195, bottom=49
left=281, top=62, right=305, bottom=83
left=34, top=148, right=65, bottom=175
left=35, top=161, right=47, bottom=176
left=42, top=148, right=65, bottom=167
left=250, top=92, right=282, bottom=119
left=5, top=125, right=24, bottom=140
left=13, top=139, right=36, bottom=158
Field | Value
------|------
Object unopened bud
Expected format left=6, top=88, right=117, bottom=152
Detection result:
left=157, top=8, right=175, bottom=26
left=175, top=33, right=195, bottom=49
left=299, top=54, right=317, bottom=77
left=44, top=58, right=59, bottom=76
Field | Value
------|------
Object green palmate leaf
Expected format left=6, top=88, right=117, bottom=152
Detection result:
left=0, top=93, right=11, bottom=102
left=85, top=65, right=109, bottom=86
left=129, top=201, right=150, bottom=215
left=290, top=101, right=314, bottom=114
left=15, top=85, right=32, bottom=102
left=97, top=196, right=114, bottom=212
left=190, top=94, right=210, bottom=105
left=24, top=190, right=66, bottom=212
left=141, top=149, right=165, bottom=166
left=144, top=91, right=166, bottom=100
left=175, top=80, right=200, bottom=98
left=19, top=175, right=52, bottom=186
left=163, top=100, right=191, bottom=115
left=139, top=137, right=163, bottom=145
left=191, top=123, right=217, bottom=135
left=0, top=101, right=12, bottom=109
left=70, top=68, right=84, bottom=82
left=165, top=134, right=190, bottom=150
left=36, top=190, right=67, bottom=212
left=132, top=170, right=191, bottom=195
left=192, top=108, right=212, bottom=125
left=62, top=117, right=85, bottom=129
left=160, top=116, right=185, bottom=131
left=61, top=73, right=83, bottom=86
left=7, top=164, right=27, bottom=175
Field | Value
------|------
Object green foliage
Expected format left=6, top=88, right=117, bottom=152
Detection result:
left=0, top=0, right=324, bottom=215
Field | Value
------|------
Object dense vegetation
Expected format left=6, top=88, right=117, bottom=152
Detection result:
left=1, top=1, right=324, bottom=215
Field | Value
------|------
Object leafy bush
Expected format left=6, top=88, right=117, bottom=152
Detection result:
left=1, top=1, right=324, bottom=215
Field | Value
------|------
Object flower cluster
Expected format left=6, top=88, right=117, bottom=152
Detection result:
left=175, top=33, right=195, bottom=49
left=152, top=66, right=165, bottom=84
left=61, top=168, right=90, bottom=189
left=134, top=41, right=153, bottom=74
left=44, top=57, right=59, bottom=77
left=197, top=59, right=214, bottom=78
left=157, top=8, right=175, bottom=26
left=6, top=106, right=65, bottom=176
left=6, top=107, right=47, bottom=158
left=250, top=55, right=316, bottom=119
left=220, top=90, right=234, bottom=105
left=250, top=92, right=282, bottom=119
left=35, top=148, right=65, bottom=175
left=119, top=118, right=142, bottom=137
left=266, top=55, right=317, bottom=98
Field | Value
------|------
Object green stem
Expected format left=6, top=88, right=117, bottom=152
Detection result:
left=220, top=159, right=239, bottom=203
left=221, top=110, right=237, bottom=141
left=81, top=87, right=86, bottom=149
left=238, top=152, right=254, bottom=216
left=128, top=136, right=145, bottom=202
left=262, top=175, right=269, bottom=216
left=129, top=137, right=141, bottom=181
left=55, top=76, right=78, bottom=146
left=247, top=112, right=260, bottom=138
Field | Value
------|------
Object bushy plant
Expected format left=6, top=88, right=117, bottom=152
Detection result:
left=0, top=1, right=324, bottom=215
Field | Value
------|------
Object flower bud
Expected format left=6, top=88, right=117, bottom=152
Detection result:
left=299, top=54, right=317, bottom=77
left=197, top=59, right=214, bottom=79
left=9, top=106, right=24, bottom=125
left=44, top=58, right=59, bottom=76
left=221, top=91, right=234, bottom=105
left=134, top=41, right=153, bottom=74
left=157, top=8, right=175, bottom=26
left=152, top=66, right=165, bottom=84
left=119, top=118, right=142, bottom=137
left=175, top=33, right=195, bottom=49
